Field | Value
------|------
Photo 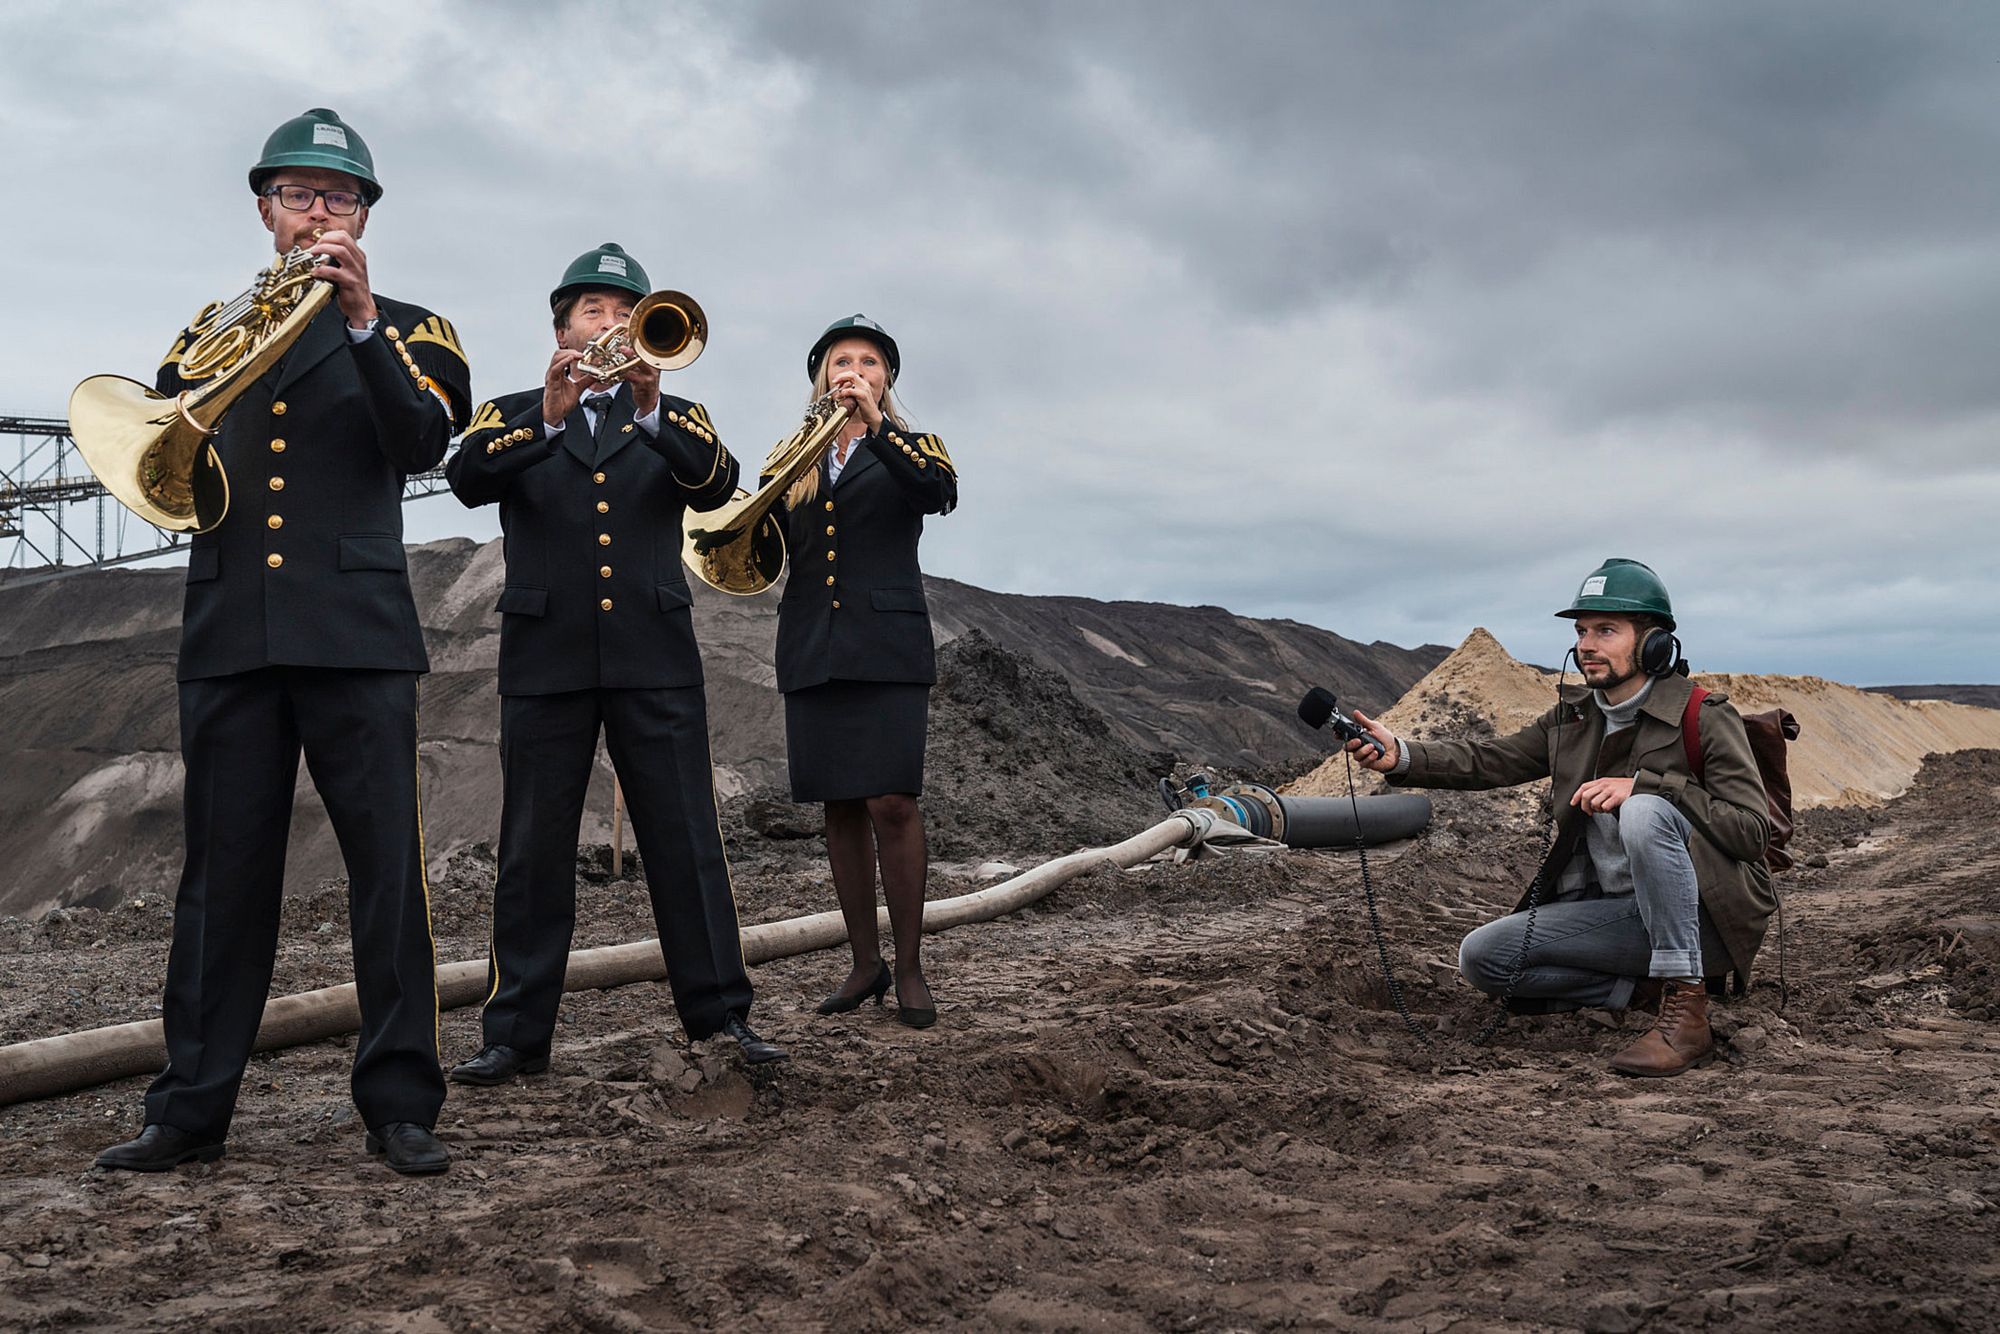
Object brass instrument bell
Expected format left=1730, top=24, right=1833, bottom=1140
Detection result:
left=574, top=289, right=708, bottom=383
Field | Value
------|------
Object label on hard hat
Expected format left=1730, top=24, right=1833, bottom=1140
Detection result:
left=312, top=124, right=349, bottom=148
left=1581, top=576, right=1607, bottom=596
left=598, top=255, right=629, bottom=275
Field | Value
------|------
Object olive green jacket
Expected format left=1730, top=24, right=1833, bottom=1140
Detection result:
left=1388, top=671, right=1775, bottom=978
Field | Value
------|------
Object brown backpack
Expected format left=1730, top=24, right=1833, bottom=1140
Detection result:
left=1682, top=688, right=1800, bottom=872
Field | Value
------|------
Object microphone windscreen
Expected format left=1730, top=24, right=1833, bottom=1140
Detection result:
left=1298, top=686, right=1336, bottom=729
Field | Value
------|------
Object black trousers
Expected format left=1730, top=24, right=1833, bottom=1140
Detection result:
left=482, top=687, right=750, bottom=1054
left=146, top=667, right=445, bottom=1138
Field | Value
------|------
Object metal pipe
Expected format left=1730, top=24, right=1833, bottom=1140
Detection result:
left=0, top=810, right=1217, bottom=1106
left=1276, top=793, right=1432, bottom=848
left=1184, top=784, right=1431, bottom=848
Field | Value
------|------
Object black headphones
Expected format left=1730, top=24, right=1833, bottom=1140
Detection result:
left=1565, top=629, right=1686, bottom=678
left=1640, top=627, right=1686, bottom=678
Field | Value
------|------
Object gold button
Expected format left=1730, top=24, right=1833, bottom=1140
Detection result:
left=266, top=553, right=283, bottom=569
left=824, top=500, right=834, bottom=511
left=596, top=501, right=609, bottom=513
left=594, top=472, right=607, bottom=484
left=599, top=565, right=612, bottom=578
left=267, top=515, right=282, bottom=530
left=270, top=439, right=286, bottom=453
left=384, top=326, right=401, bottom=341
left=598, top=533, right=611, bottom=546
left=831, top=599, right=841, bottom=609
left=269, top=477, right=284, bottom=491
left=916, top=459, right=927, bottom=469
left=600, top=598, right=613, bottom=611
left=408, top=366, right=422, bottom=380
left=825, top=551, right=835, bottom=561
left=825, top=525, right=835, bottom=536
left=271, top=401, right=287, bottom=416
left=825, top=575, right=835, bottom=586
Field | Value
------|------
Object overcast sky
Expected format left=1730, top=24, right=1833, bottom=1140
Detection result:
left=5, top=1, right=1995, bottom=684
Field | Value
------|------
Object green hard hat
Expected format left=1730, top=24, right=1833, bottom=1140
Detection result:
left=808, top=314, right=900, bottom=383
left=550, top=242, right=651, bottom=308
left=1555, top=558, right=1675, bottom=630
left=248, top=108, right=382, bottom=204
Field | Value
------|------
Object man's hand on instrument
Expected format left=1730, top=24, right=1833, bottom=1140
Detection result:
left=1345, top=710, right=1400, bottom=773
left=624, top=360, right=661, bottom=420
left=308, top=229, right=378, bottom=329
left=1571, top=776, right=1635, bottom=814
left=831, top=373, right=884, bottom=430
left=543, top=349, right=588, bottom=427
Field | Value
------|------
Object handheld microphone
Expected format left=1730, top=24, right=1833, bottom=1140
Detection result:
left=1298, top=686, right=1385, bottom=760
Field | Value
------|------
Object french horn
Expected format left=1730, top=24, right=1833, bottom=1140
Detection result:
left=68, top=241, right=332, bottom=533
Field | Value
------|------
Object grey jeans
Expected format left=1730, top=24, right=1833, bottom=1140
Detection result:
left=1457, top=794, right=1725, bottom=1012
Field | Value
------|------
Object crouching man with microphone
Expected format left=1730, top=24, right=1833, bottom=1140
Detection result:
left=1343, top=559, right=1775, bottom=1076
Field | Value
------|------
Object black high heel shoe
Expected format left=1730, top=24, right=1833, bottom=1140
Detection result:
left=895, top=973, right=937, bottom=1029
left=816, top=962, right=891, bottom=1015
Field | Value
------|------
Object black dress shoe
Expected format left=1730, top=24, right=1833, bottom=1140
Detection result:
left=365, top=1122, right=449, bottom=1175
left=816, top=962, right=892, bottom=1015
left=95, top=1124, right=225, bottom=1172
left=721, top=1014, right=787, bottom=1064
left=449, top=1044, right=550, bottom=1086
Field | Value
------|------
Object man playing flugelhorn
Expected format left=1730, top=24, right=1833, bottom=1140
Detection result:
left=97, top=108, right=472, bottom=1176
left=443, top=242, right=783, bottom=1087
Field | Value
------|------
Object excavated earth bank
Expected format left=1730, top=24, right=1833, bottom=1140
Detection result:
left=1, top=637, right=1997, bottom=1331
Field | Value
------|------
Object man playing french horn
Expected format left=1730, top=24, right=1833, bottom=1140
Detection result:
left=95, top=108, right=472, bottom=1176
left=443, top=242, right=784, bottom=1087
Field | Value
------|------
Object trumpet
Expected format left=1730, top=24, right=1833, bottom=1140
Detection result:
left=68, top=238, right=332, bottom=532
left=681, top=393, right=852, bottom=595
left=572, top=289, right=708, bottom=383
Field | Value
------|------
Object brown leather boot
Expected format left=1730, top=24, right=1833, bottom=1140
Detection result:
left=1609, top=981, right=1712, bottom=1077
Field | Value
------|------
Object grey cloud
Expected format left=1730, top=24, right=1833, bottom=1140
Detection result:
left=5, top=1, right=1996, bottom=687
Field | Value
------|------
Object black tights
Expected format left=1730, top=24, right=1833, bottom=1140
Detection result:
left=824, top=794, right=931, bottom=1009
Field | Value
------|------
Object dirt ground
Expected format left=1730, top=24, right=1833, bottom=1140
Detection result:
left=1, top=735, right=1995, bottom=1332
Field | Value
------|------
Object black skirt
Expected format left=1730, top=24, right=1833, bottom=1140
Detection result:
left=785, top=679, right=930, bottom=802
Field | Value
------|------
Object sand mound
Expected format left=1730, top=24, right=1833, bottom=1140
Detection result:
left=1696, top=672, right=2000, bottom=806
left=1289, top=628, right=2000, bottom=808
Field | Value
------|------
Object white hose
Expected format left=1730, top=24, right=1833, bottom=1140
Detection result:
left=0, top=810, right=1216, bottom=1105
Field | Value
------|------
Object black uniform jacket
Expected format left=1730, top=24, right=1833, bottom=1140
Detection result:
left=446, top=384, right=739, bottom=695
left=156, top=297, right=472, bottom=682
left=772, top=423, right=956, bottom=694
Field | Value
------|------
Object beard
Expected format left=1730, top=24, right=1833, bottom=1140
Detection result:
left=1579, top=657, right=1639, bottom=691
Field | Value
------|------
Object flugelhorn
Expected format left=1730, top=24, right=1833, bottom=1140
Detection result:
left=573, top=289, right=708, bottom=383
left=681, top=394, right=852, bottom=595
left=68, top=240, right=332, bottom=533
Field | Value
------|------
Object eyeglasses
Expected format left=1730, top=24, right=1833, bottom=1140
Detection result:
left=261, top=184, right=364, bottom=216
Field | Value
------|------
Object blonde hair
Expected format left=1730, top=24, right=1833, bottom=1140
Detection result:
left=783, top=357, right=909, bottom=508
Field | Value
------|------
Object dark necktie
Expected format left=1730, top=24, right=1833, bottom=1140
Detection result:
left=585, top=394, right=616, bottom=439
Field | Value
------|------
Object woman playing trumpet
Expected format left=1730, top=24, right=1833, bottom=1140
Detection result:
left=773, top=315, right=957, bottom=1027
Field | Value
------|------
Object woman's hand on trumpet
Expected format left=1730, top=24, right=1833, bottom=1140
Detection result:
left=305, top=229, right=378, bottom=329
left=830, top=371, right=884, bottom=431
